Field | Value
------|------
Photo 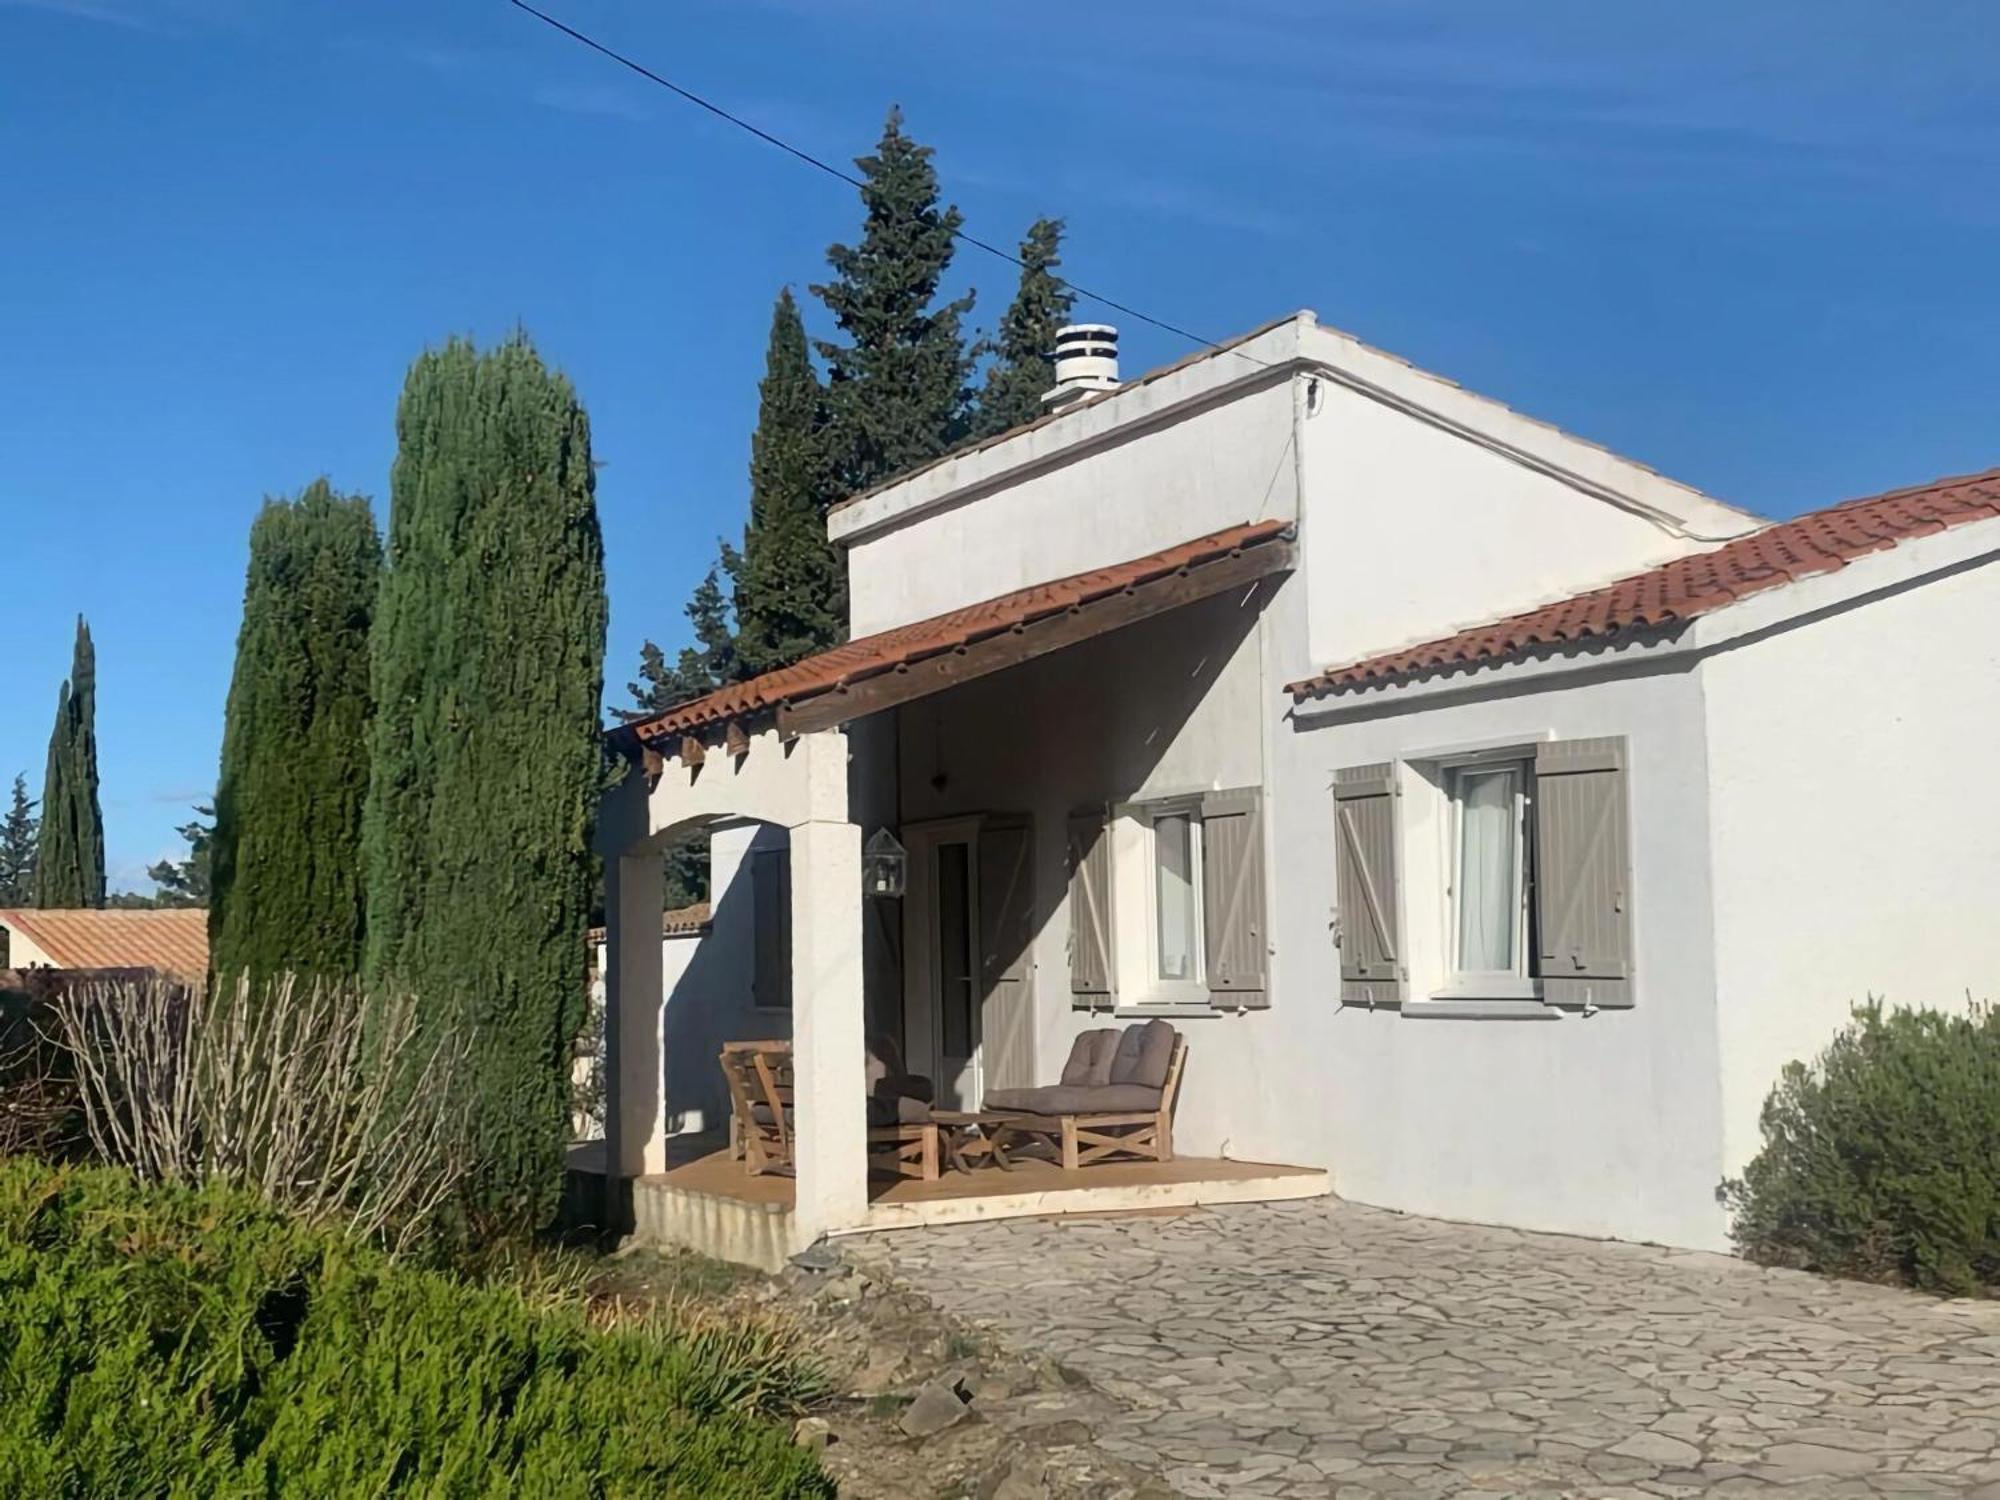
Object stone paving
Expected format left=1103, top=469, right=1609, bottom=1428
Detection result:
left=845, top=1199, right=2000, bottom=1497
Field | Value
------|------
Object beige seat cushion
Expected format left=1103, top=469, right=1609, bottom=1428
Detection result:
left=1107, top=1019, right=1176, bottom=1089
left=984, top=1083, right=1164, bottom=1116
left=1059, top=1029, right=1120, bottom=1087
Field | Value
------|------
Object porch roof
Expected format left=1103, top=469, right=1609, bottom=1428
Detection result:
left=621, top=519, right=1295, bottom=752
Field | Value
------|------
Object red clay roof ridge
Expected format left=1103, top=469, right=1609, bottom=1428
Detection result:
left=1288, top=465, right=2000, bottom=699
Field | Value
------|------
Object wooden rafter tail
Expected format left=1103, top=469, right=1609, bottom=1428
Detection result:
left=678, top=734, right=705, bottom=767
left=724, top=719, right=750, bottom=757
left=641, top=745, right=665, bottom=788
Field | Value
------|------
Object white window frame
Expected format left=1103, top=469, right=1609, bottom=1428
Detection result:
left=1110, top=795, right=1211, bottom=1011
left=1435, top=751, right=1541, bottom=1003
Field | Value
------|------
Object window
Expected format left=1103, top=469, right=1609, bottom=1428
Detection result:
left=1152, top=809, right=1203, bottom=982
left=1335, top=738, right=1633, bottom=1015
left=1445, top=759, right=1536, bottom=989
left=1133, top=799, right=1208, bottom=993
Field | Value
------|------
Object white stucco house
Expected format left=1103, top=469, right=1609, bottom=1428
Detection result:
left=596, top=310, right=2000, bottom=1265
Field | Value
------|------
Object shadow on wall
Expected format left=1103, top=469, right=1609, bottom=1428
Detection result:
left=888, top=583, right=1269, bottom=1076
left=660, top=821, right=791, bottom=1137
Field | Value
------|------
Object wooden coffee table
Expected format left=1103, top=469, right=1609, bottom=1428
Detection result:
left=930, top=1110, right=1020, bottom=1173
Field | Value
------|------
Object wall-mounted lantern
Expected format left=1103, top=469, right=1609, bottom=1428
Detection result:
left=863, top=828, right=908, bottom=899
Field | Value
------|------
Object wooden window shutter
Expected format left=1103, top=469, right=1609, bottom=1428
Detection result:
left=978, top=817, right=1037, bottom=1091
left=1200, top=788, right=1269, bottom=1008
left=1533, top=737, right=1634, bottom=1008
left=751, top=847, right=791, bottom=1010
left=1333, top=763, right=1404, bottom=1006
left=1065, top=809, right=1115, bottom=1005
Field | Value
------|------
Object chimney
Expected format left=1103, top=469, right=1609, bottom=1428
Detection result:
left=1041, top=324, right=1120, bottom=410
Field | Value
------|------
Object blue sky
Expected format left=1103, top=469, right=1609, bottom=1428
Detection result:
left=3, top=0, right=1996, bottom=891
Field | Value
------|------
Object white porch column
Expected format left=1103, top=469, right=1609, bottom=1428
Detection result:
left=603, top=843, right=667, bottom=1178
left=787, top=816, right=869, bottom=1240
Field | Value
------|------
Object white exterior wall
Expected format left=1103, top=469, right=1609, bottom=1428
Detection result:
left=1276, top=642, right=1729, bottom=1250
left=1298, top=378, right=1733, bottom=673
left=0, top=926, right=56, bottom=969
left=841, top=374, right=1300, bottom=636
left=1702, top=535, right=2000, bottom=1176
left=831, top=311, right=1769, bottom=1253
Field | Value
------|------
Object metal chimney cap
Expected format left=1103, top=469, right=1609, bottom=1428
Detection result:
left=1043, top=323, right=1120, bottom=409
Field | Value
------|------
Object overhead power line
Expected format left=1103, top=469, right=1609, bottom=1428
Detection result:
left=504, top=0, right=1258, bottom=362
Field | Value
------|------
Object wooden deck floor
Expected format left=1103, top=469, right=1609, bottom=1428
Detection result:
left=648, top=1136, right=1325, bottom=1211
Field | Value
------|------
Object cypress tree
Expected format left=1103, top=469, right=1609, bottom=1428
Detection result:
left=363, top=334, right=607, bottom=1232
left=812, top=106, right=975, bottom=497
left=210, top=482, right=380, bottom=986
left=973, top=217, right=1074, bottom=438
left=732, top=289, right=843, bottom=676
left=35, top=618, right=105, bottom=909
left=0, top=775, right=36, bottom=907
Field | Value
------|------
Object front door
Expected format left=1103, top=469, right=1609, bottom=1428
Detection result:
left=904, top=816, right=1037, bottom=1111
left=931, top=833, right=981, bottom=1109
left=903, top=821, right=983, bottom=1109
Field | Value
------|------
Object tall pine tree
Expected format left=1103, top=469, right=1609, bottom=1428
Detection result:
left=732, top=288, right=843, bottom=677
left=363, top=334, right=607, bottom=1233
left=628, top=560, right=739, bottom=713
left=0, top=775, right=36, bottom=907
left=812, top=106, right=975, bottom=498
left=973, top=217, right=1074, bottom=438
left=35, top=618, right=105, bottom=909
left=210, top=481, right=380, bottom=985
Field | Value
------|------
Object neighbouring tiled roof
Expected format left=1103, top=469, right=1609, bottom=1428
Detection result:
left=626, top=520, right=1295, bottom=743
left=1289, top=467, right=2000, bottom=698
left=587, top=903, right=712, bottom=946
left=0, top=907, right=208, bottom=980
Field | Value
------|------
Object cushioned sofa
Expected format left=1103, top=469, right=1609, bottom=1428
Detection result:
left=981, top=1019, right=1187, bottom=1170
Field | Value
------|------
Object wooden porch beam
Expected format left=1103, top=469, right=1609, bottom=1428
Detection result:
left=774, top=537, right=1294, bottom=738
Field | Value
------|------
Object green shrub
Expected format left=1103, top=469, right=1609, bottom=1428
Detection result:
left=0, top=1160, right=832, bottom=1497
left=1720, top=1000, right=2000, bottom=1295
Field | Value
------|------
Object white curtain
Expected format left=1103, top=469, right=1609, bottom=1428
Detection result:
left=1456, top=769, right=1517, bottom=972
left=1155, top=813, right=1196, bottom=981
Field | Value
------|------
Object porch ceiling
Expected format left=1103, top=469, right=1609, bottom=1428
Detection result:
left=618, top=519, right=1295, bottom=761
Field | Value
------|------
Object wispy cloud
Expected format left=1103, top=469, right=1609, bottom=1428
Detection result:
left=1061, top=170, right=1294, bottom=238
left=1, top=0, right=178, bottom=33
left=532, top=80, right=650, bottom=124
left=391, top=40, right=488, bottom=78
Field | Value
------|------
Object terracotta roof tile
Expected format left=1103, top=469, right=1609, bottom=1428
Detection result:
left=0, top=908, right=208, bottom=980
left=1289, top=467, right=2000, bottom=698
left=587, top=903, right=711, bottom=946
left=629, top=520, right=1294, bottom=742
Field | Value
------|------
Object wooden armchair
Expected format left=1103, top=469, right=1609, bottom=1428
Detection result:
left=719, top=1039, right=940, bottom=1182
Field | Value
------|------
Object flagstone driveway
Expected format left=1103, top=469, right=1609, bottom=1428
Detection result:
left=846, top=1198, right=2000, bottom=1497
